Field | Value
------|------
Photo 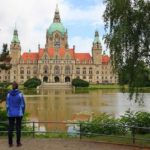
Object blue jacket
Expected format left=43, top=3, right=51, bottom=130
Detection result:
left=6, top=89, right=25, bottom=117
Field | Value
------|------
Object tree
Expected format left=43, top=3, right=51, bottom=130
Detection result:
left=0, top=44, right=12, bottom=70
left=103, top=0, right=150, bottom=98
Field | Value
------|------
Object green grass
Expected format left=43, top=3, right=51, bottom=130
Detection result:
left=89, top=84, right=122, bottom=89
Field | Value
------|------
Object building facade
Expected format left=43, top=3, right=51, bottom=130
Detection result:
left=0, top=6, right=118, bottom=84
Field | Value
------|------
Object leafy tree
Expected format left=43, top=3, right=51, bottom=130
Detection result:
left=103, top=0, right=150, bottom=98
left=0, top=44, right=12, bottom=70
left=24, top=77, right=41, bottom=88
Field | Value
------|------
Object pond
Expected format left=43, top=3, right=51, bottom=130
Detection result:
left=1, top=87, right=150, bottom=122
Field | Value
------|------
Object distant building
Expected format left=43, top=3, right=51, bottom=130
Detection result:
left=0, top=6, right=118, bottom=84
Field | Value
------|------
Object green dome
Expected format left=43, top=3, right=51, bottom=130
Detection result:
left=48, top=22, right=66, bottom=35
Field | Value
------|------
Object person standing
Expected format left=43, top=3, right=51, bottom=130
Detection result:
left=6, top=82, right=25, bottom=147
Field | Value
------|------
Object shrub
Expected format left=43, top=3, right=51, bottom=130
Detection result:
left=120, top=110, right=150, bottom=134
left=0, top=82, right=10, bottom=88
left=24, top=77, right=41, bottom=88
left=0, top=87, right=9, bottom=102
left=72, top=78, right=89, bottom=87
left=0, top=107, right=8, bottom=132
left=81, top=113, right=126, bottom=136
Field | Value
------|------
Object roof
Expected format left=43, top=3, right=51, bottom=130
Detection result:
left=21, top=48, right=75, bottom=61
left=75, top=53, right=92, bottom=61
left=21, top=52, right=38, bottom=62
left=20, top=48, right=110, bottom=64
left=102, top=55, right=110, bottom=64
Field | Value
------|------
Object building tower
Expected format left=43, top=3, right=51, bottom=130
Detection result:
left=92, top=30, right=102, bottom=64
left=10, top=28, right=21, bottom=64
left=45, top=5, right=68, bottom=50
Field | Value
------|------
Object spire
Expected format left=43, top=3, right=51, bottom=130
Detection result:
left=11, top=28, right=20, bottom=43
left=53, top=4, right=61, bottom=23
left=93, top=30, right=100, bottom=44
left=56, top=4, right=59, bottom=12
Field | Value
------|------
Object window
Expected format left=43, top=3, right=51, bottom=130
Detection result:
left=43, top=66, right=48, bottom=74
left=89, top=68, right=92, bottom=74
left=27, top=67, right=30, bottom=74
left=76, top=68, right=80, bottom=74
left=83, top=67, right=86, bottom=74
left=33, top=67, right=38, bottom=74
left=20, top=76, right=24, bottom=79
left=65, top=66, right=70, bottom=74
left=66, top=55, right=70, bottom=59
left=89, top=76, right=92, bottom=79
left=96, top=71, right=99, bottom=74
left=83, top=76, right=86, bottom=79
left=20, top=67, right=24, bottom=74
left=54, top=34, right=60, bottom=48
left=54, top=66, right=60, bottom=74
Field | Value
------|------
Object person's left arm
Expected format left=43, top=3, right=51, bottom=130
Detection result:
left=19, top=93, right=25, bottom=115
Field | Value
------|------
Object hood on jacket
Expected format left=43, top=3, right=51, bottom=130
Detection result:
left=9, top=89, right=20, bottom=96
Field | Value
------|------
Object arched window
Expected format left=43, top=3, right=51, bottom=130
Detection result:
left=27, top=67, right=30, bottom=74
left=54, top=66, right=60, bottom=74
left=54, top=34, right=60, bottom=48
left=65, top=66, right=70, bottom=74
left=20, top=67, right=24, bottom=74
left=76, top=68, right=80, bottom=74
left=43, top=65, right=48, bottom=74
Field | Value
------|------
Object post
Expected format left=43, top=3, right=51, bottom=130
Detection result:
left=132, top=126, right=135, bottom=144
left=79, top=123, right=82, bottom=139
left=33, top=121, right=35, bottom=138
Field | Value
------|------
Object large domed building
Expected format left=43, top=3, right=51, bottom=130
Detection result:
left=0, top=6, right=117, bottom=84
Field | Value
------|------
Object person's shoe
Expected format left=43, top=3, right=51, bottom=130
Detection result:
left=17, top=143, right=22, bottom=147
left=9, top=144, right=13, bottom=148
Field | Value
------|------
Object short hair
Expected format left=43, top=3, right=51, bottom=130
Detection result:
left=12, top=81, right=18, bottom=89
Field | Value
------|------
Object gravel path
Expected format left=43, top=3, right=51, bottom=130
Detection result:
left=0, top=139, right=149, bottom=150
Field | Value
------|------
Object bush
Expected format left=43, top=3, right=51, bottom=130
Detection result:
left=81, top=113, right=126, bottom=136
left=0, top=82, right=10, bottom=88
left=120, top=110, right=150, bottom=134
left=24, top=77, right=41, bottom=88
left=0, top=86, right=9, bottom=102
left=0, top=107, right=8, bottom=132
left=0, top=108, right=31, bottom=135
left=72, top=78, right=89, bottom=87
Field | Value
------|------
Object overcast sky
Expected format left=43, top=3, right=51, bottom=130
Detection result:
left=0, top=0, right=106, bottom=55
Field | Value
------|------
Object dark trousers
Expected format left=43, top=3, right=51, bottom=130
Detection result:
left=8, top=117, right=22, bottom=145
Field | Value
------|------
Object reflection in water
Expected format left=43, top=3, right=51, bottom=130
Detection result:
left=1, top=88, right=150, bottom=123
left=23, top=88, right=150, bottom=123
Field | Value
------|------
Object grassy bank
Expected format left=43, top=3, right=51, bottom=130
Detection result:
left=75, top=84, right=150, bottom=92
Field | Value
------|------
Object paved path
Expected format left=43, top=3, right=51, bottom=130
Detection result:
left=0, top=139, right=149, bottom=150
